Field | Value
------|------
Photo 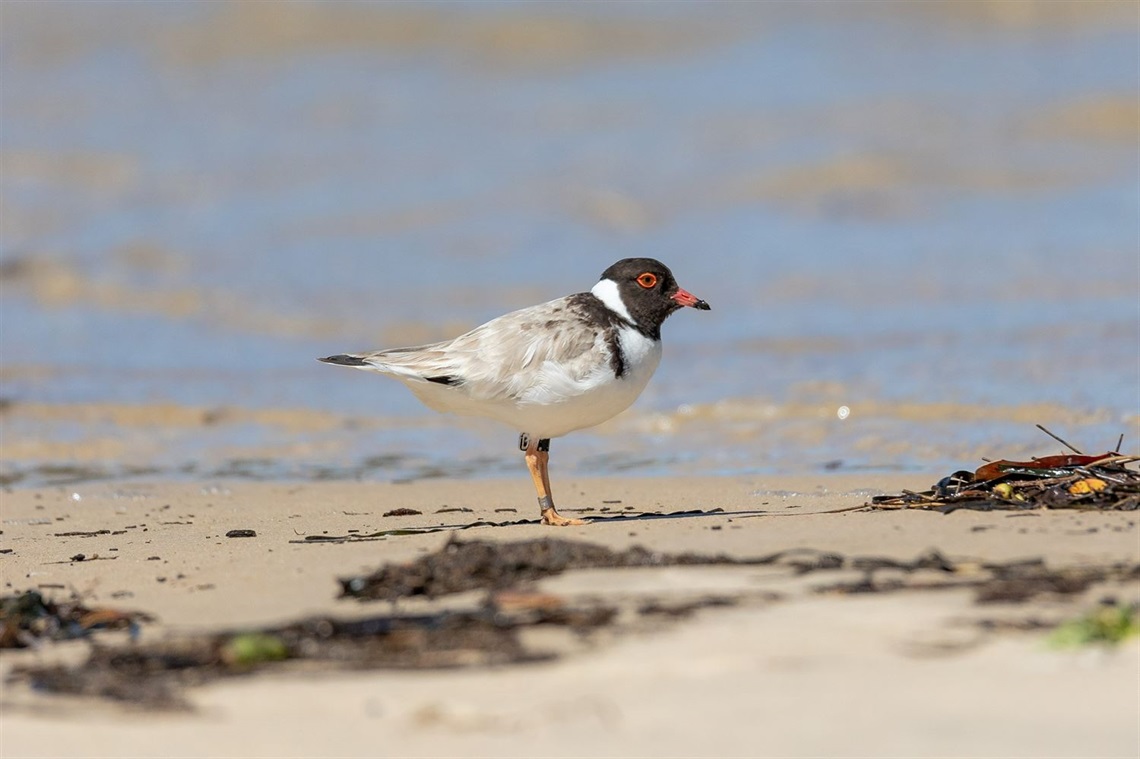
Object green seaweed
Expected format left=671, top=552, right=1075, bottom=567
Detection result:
left=1047, top=603, right=1140, bottom=648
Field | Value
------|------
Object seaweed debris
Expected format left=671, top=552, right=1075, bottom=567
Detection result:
left=339, top=538, right=1140, bottom=608
left=871, top=428, right=1138, bottom=512
left=7, top=538, right=1137, bottom=710
left=7, top=595, right=644, bottom=710
left=293, top=508, right=728, bottom=543
left=1047, top=601, right=1140, bottom=648
left=814, top=555, right=1139, bottom=604
left=338, top=536, right=748, bottom=601
left=0, top=590, right=154, bottom=648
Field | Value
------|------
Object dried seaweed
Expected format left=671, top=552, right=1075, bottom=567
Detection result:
left=8, top=596, right=642, bottom=710
left=0, top=591, right=154, bottom=648
left=814, top=556, right=1139, bottom=604
left=293, top=508, right=728, bottom=543
left=7, top=538, right=1137, bottom=710
left=871, top=430, right=1139, bottom=512
left=338, top=536, right=749, bottom=601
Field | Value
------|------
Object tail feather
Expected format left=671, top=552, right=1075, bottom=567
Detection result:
left=319, top=351, right=464, bottom=389
left=318, top=354, right=368, bottom=366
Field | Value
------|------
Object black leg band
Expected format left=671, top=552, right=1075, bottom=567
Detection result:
left=537, top=495, right=554, bottom=510
left=519, top=434, right=551, bottom=452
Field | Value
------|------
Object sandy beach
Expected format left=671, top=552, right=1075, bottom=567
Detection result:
left=2, top=474, right=1137, bottom=758
left=2, top=2, right=1137, bottom=756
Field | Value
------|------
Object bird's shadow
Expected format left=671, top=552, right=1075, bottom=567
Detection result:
left=291, top=507, right=773, bottom=544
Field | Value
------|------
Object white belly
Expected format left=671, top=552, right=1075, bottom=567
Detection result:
left=405, top=328, right=662, bottom=439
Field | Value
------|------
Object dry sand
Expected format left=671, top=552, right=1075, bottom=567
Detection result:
left=1, top=474, right=1138, bottom=758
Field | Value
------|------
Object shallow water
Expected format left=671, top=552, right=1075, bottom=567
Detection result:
left=2, top=2, right=1137, bottom=486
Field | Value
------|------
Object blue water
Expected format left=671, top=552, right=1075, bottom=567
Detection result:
left=1, top=2, right=1136, bottom=485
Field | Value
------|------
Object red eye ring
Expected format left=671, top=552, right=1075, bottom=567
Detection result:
left=637, top=272, right=658, bottom=289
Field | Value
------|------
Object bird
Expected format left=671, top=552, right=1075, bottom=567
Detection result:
left=318, top=257, right=710, bottom=526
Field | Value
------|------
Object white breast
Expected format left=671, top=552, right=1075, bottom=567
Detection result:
left=616, top=325, right=663, bottom=391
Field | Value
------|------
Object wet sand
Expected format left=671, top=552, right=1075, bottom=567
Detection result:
left=3, top=0, right=1136, bottom=483
left=1, top=475, right=1137, bottom=758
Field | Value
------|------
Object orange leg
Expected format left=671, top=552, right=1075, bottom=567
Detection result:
left=521, top=436, right=586, bottom=526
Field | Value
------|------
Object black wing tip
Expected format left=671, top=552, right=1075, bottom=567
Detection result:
left=425, top=375, right=461, bottom=386
left=318, top=354, right=368, bottom=366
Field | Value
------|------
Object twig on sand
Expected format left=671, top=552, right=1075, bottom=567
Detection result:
left=1035, top=424, right=1083, bottom=455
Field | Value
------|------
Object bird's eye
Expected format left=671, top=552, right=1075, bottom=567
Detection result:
left=637, top=272, right=658, bottom=289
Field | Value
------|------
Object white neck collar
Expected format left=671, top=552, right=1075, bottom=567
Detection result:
left=590, top=278, right=634, bottom=323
